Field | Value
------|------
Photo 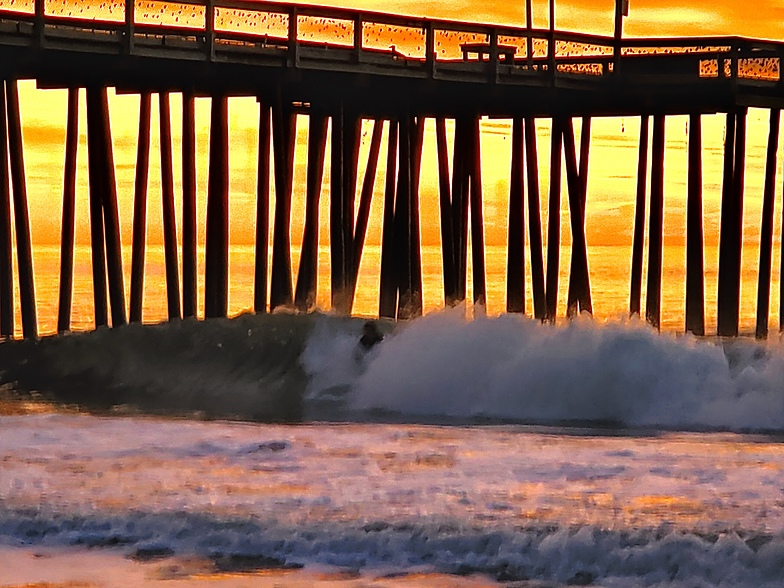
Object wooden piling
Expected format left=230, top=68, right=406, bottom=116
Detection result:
left=436, top=117, right=457, bottom=305
left=525, top=118, right=546, bottom=320
left=204, top=94, right=229, bottom=318
left=57, top=88, right=78, bottom=334
left=85, top=87, right=108, bottom=329
left=452, top=117, right=470, bottom=302
left=129, top=92, right=151, bottom=323
left=395, top=114, right=413, bottom=319
left=181, top=91, right=197, bottom=319
left=295, top=111, right=328, bottom=311
left=630, top=115, right=649, bottom=317
left=330, top=105, right=347, bottom=311
left=563, top=118, right=592, bottom=318
left=756, top=109, right=779, bottom=339
left=159, top=92, right=181, bottom=320
left=97, top=87, right=126, bottom=328
left=349, top=118, right=384, bottom=305
left=342, top=110, right=362, bottom=304
left=507, top=117, right=525, bottom=314
left=718, top=109, right=746, bottom=337
left=270, top=97, right=296, bottom=311
left=379, top=119, right=398, bottom=318
left=469, top=115, right=486, bottom=308
left=545, top=117, right=563, bottom=323
left=6, top=80, right=37, bottom=338
left=409, top=117, right=425, bottom=317
left=645, top=114, right=665, bottom=330
left=0, top=84, right=12, bottom=337
left=686, top=113, right=706, bottom=336
left=254, top=102, right=271, bottom=313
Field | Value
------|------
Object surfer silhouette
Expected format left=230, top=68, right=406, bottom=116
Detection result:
left=358, top=321, right=383, bottom=352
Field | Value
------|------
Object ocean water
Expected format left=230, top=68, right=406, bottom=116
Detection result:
left=2, top=306, right=784, bottom=586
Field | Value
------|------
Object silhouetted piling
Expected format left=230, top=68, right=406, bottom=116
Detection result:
left=563, top=117, right=592, bottom=317
left=57, top=88, right=78, bottom=334
left=159, top=92, right=181, bottom=321
left=525, top=118, right=546, bottom=320
left=270, top=98, right=296, bottom=311
left=7, top=80, right=37, bottom=338
left=507, top=117, right=525, bottom=314
left=182, top=91, right=198, bottom=319
left=686, top=113, right=705, bottom=336
left=630, top=115, right=649, bottom=317
left=204, top=94, right=229, bottom=318
left=350, top=118, right=384, bottom=306
left=379, top=119, right=398, bottom=318
left=469, top=116, right=486, bottom=308
left=254, top=102, right=271, bottom=314
left=86, top=87, right=109, bottom=328
left=545, top=118, right=563, bottom=323
left=756, top=109, right=779, bottom=339
left=436, top=117, right=457, bottom=305
left=129, top=92, right=151, bottom=323
left=718, top=109, right=747, bottom=337
left=295, top=110, right=328, bottom=311
left=645, top=114, right=665, bottom=330
left=0, top=84, right=10, bottom=339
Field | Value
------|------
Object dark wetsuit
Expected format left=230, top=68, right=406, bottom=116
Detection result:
left=359, top=322, right=384, bottom=351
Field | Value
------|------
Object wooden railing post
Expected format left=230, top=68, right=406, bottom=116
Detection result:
left=288, top=7, right=299, bottom=68
left=425, top=22, right=435, bottom=77
left=525, top=0, right=534, bottom=70
left=205, top=0, right=215, bottom=61
left=124, top=0, right=134, bottom=54
left=353, top=14, right=362, bottom=63
left=34, top=0, right=44, bottom=47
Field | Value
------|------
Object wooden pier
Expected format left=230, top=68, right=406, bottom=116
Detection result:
left=0, top=0, right=784, bottom=337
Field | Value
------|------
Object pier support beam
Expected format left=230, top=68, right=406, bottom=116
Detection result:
left=254, top=102, right=271, bottom=314
left=379, top=119, right=398, bottom=318
left=349, top=118, right=384, bottom=307
left=270, top=96, right=296, bottom=311
left=469, top=115, right=486, bottom=308
left=160, top=92, right=181, bottom=321
left=645, top=114, right=665, bottom=329
left=181, top=91, right=197, bottom=319
left=718, top=109, right=747, bottom=337
left=295, top=111, right=328, bottom=311
left=686, top=113, right=706, bottom=336
left=86, top=86, right=125, bottom=329
left=507, top=117, right=525, bottom=314
left=630, top=115, right=649, bottom=317
left=330, top=104, right=348, bottom=312
left=395, top=114, right=414, bottom=319
left=756, top=109, right=780, bottom=339
left=563, top=117, right=592, bottom=317
left=7, top=80, right=37, bottom=338
left=0, top=83, right=11, bottom=338
left=129, top=92, right=151, bottom=323
left=436, top=117, right=457, bottom=306
left=452, top=116, right=470, bottom=303
left=57, top=88, right=78, bottom=333
left=204, top=94, right=229, bottom=319
left=525, top=118, right=546, bottom=320
left=545, top=117, right=563, bottom=323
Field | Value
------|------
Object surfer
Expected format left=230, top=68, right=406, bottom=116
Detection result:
left=358, top=321, right=383, bottom=352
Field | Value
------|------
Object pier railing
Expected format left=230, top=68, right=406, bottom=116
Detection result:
left=0, top=0, right=782, bottom=86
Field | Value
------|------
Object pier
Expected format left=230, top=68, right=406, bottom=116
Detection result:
left=0, top=0, right=783, bottom=338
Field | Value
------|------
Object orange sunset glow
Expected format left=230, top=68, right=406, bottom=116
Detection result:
left=4, top=0, right=784, bottom=332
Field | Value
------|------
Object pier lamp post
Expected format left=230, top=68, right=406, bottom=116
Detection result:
left=614, top=0, right=629, bottom=73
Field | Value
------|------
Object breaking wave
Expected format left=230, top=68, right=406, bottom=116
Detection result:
left=2, top=310, right=784, bottom=432
left=1, top=507, right=783, bottom=587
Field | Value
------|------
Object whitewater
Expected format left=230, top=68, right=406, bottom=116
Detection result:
left=2, top=311, right=784, bottom=586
